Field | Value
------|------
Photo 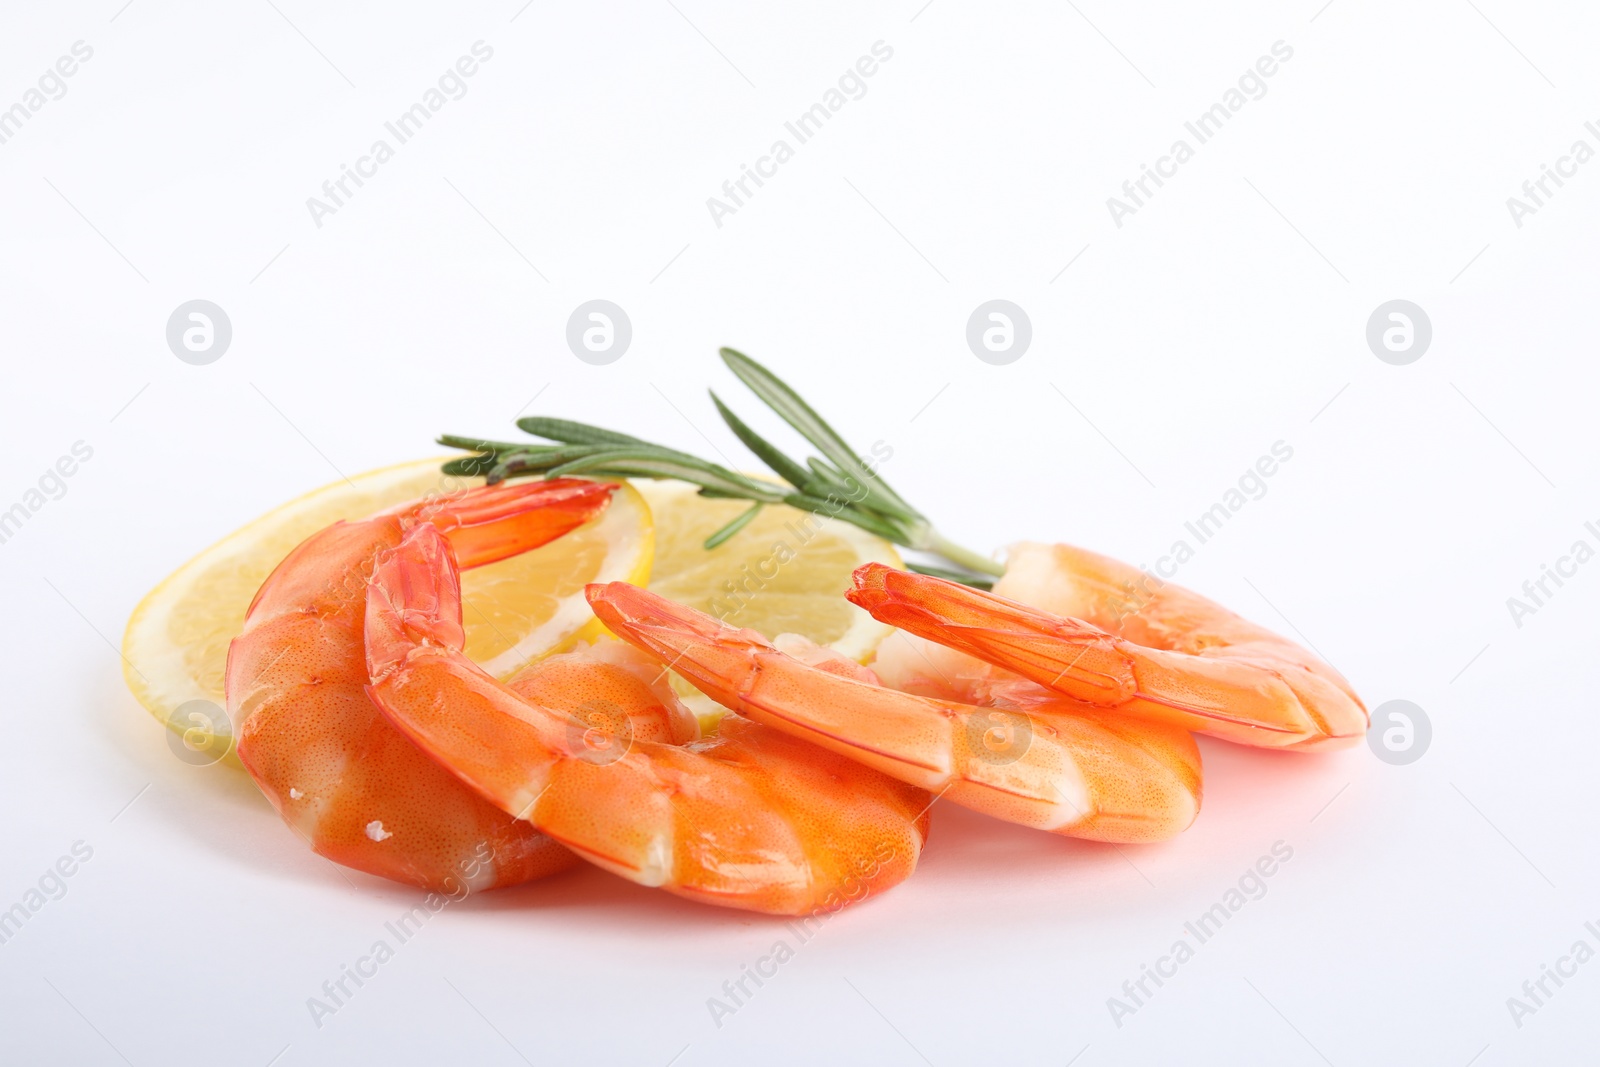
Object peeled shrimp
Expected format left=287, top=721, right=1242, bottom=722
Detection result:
left=225, top=479, right=616, bottom=892
left=587, top=582, right=1203, bottom=843
left=363, top=523, right=931, bottom=916
left=847, top=545, right=1368, bottom=750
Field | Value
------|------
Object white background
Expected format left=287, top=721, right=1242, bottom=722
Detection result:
left=2, top=1, right=1597, bottom=1064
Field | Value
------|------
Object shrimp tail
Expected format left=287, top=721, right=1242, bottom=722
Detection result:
left=364, top=480, right=616, bottom=679
left=847, top=562, right=1139, bottom=704
left=584, top=581, right=772, bottom=709
left=850, top=560, right=1365, bottom=750
left=366, top=522, right=468, bottom=682
left=415, top=477, right=615, bottom=568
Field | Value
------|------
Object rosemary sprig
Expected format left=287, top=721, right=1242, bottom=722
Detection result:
left=905, top=561, right=996, bottom=591
left=438, top=348, right=1003, bottom=582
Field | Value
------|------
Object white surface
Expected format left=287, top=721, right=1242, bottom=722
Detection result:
left=2, top=1, right=1596, bottom=1064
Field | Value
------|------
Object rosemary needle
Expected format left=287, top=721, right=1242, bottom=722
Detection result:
left=440, top=349, right=1003, bottom=584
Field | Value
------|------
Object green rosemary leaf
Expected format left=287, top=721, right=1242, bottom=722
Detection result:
left=776, top=491, right=908, bottom=543
left=702, top=503, right=764, bottom=549
left=516, top=417, right=652, bottom=448
left=803, top=456, right=850, bottom=495
left=477, top=445, right=610, bottom=482
left=719, top=347, right=867, bottom=475
left=805, top=457, right=921, bottom=525
left=441, top=455, right=497, bottom=477
left=719, top=348, right=919, bottom=519
left=523, top=418, right=714, bottom=470
left=709, top=391, right=811, bottom=489
left=546, top=450, right=787, bottom=501
left=906, top=561, right=996, bottom=590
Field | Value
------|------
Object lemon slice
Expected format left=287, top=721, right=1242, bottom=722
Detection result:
left=631, top=479, right=900, bottom=726
left=122, top=459, right=651, bottom=766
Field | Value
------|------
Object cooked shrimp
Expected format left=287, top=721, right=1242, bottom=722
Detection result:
left=846, top=545, right=1367, bottom=750
left=363, top=523, right=932, bottom=916
left=587, top=582, right=1202, bottom=843
left=503, top=637, right=699, bottom=750
left=226, top=479, right=616, bottom=893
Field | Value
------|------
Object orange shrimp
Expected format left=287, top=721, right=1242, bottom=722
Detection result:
left=225, top=479, right=617, bottom=892
left=846, top=545, right=1368, bottom=750
left=363, top=523, right=931, bottom=916
left=587, top=582, right=1202, bottom=843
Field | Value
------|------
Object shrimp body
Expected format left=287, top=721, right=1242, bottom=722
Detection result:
left=225, top=480, right=614, bottom=892
left=586, top=582, right=1202, bottom=844
left=363, top=524, right=931, bottom=916
left=847, top=545, right=1368, bottom=750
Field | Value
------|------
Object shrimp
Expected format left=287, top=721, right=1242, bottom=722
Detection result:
left=363, top=523, right=932, bottom=916
left=225, top=479, right=619, bottom=893
left=503, top=637, right=699, bottom=751
left=845, top=544, right=1368, bottom=750
left=587, top=582, right=1203, bottom=844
